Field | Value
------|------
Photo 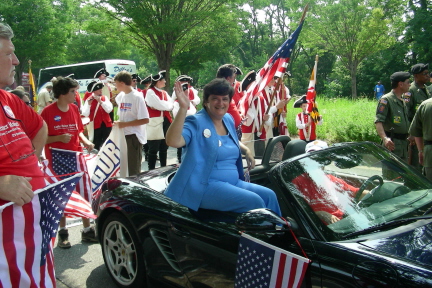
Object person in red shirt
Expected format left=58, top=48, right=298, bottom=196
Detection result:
left=41, top=76, right=95, bottom=248
left=82, top=81, right=113, bottom=150
left=0, top=22, right=51, bottom=286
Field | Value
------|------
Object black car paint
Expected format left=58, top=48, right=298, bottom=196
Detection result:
left=96, top=141, right=432, bottom=288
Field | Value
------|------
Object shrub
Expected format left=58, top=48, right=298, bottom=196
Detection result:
left=287, top=96, right=380, bottom=144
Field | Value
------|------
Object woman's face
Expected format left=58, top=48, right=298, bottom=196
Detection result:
left=205, top=94, right=230, bottom=119
left=156, top=78, right=166, bottom=88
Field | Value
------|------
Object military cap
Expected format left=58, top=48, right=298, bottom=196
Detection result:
left=140, top=75, right=151, bottom=85
left=151, top=70, right=166, bottom=82
left=293, top=95, right=308, bottom=108
left=411, top=63, right=429, bottom=74
left=176, top=75, right=193, bottom=83
left=131, top=74, right=142, bottom=82
left=240, top=70, right=256, bottom=92
left=94, top=68, right=110, bottom=78
left=390, top=72, right=411, bottom=82
left=87, top=81, right=104, bottom=93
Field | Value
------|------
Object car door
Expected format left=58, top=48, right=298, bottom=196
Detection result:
left=167, top=204, right=240, bottom=287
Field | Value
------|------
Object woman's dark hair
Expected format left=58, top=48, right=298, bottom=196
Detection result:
left=52, top=77, right=79, bottom=99
left=203, top=78, right=234, bottom=108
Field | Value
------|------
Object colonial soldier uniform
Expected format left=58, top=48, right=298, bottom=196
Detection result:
left=145, top=70, right=174, bottom=170
left=93, top=68, right=115, bottom=121
left=81, top=81, right=113, bottom=150
left=172, top=75, right=200, bottom=162
left=240, top=71, right=270, bottom=157
left=375, top=72, right=411, bottom=162
left=295, top=95, right=322, bottom=142
left=131, top=73, right=142, bottom=92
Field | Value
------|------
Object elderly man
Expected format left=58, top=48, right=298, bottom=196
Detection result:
left=36, top=84, right=52, bottom=113
left=0, top=22, right=52, bottom=287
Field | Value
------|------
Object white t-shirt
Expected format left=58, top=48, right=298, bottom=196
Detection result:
left=116, top=89, right=149, bottom=144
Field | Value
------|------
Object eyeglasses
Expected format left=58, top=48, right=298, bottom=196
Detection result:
left=421, top=72, right=429, bottom=76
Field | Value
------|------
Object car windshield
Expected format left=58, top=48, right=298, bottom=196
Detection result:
left=276, top=142, right=432, bottom=239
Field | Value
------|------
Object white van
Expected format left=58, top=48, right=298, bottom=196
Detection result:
left=37, top=59, right=136, bottom=93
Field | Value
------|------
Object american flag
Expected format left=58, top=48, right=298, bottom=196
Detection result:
left=239, top=20, right=304, bottom=117
left=42, top=160, right=96, bottom=219
left=51, top=148, right=97, bottom=204
left=235, top=233, right=310, bottom=288
left=38, top=173, right=83, bottom=265
left=0, top=173, right=82, bottom=287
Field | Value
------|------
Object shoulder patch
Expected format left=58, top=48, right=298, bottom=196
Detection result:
left=403, top=92, right=411, bottom=103
left=379, top=99, right=388, bottom=104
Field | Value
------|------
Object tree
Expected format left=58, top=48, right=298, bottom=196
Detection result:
left=306, top=0, right=401, bottom=98
left=0, top=0, right=69, bottom=84
left=93, top=0, right=240, bottom=90
left=405, top=0, right=432, bottom=64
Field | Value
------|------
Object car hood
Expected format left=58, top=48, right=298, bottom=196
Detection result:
left=357, top=219, right=432, bottom=269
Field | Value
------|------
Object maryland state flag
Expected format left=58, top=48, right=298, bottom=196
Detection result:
left=28, top=61, right=38, bottom=112
left=306, top=55, right=320, bottom=123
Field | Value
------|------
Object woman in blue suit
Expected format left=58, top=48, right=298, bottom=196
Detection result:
left=165, top=78, right=281, bottom=215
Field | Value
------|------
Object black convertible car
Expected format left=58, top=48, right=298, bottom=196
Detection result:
left=95, top=137, right=432, bottom=288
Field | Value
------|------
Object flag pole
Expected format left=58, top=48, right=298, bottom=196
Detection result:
left=257, top=4, right=308, bottom=134
left=28, top=60, right=38, bottom=112
left=299, top=4, right=309, bottom=24
left=258, top=76, right=285, bottom=133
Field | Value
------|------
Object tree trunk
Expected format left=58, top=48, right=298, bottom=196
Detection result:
left=350, top=61, right=358, bottom=99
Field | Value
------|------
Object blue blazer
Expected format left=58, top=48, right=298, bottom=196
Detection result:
left=164, top=109, right=244, bottom=211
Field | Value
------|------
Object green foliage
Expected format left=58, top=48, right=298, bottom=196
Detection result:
left=287, top=96, right=380, bottom=144
left=304, top=0, right=400, bottom=98
left=0, top=0, right=70, bottom=79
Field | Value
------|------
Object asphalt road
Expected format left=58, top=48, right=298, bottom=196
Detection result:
left=55, top=146, right=179, bottom=288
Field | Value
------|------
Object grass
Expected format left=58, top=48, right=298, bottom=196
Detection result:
left=286, top=96, right=380, bottom=144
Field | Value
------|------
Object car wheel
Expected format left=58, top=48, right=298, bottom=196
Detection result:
left=101, top=213, right=146, bottom=288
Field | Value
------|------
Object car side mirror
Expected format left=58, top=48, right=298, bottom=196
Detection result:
left=235, top=208, right=297, bottom=232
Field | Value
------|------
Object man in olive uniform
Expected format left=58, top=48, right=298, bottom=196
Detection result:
left=405, top=63, right=430, bottom=170
left=409, top=97, right=432, bottom=181
left=375, top=72, right=411, bottom=163
left=428, top=72, right=432, bottom=95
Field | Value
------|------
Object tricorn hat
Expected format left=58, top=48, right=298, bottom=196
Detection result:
left=235, top=67, right=243, bottom=76
left=94, top=68, right=110, bottom=78
left=131, top=74, right=142, bottom=82
left=240, top=70, right=256, bottom=92
left=87, top=81, right=104, bottom=93
left=140, top=75, right=152, bottom=85
left=176, top=75, right=193, bottom=83
left=151, top=70, right=166, bottom=82
left=293, top=95, right=308, bottom=108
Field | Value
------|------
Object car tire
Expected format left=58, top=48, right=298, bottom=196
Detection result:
left=101, top=212, right=147, bottom=288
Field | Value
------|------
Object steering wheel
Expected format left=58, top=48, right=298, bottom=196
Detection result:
left=355, top=175, right=384, bottom=202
